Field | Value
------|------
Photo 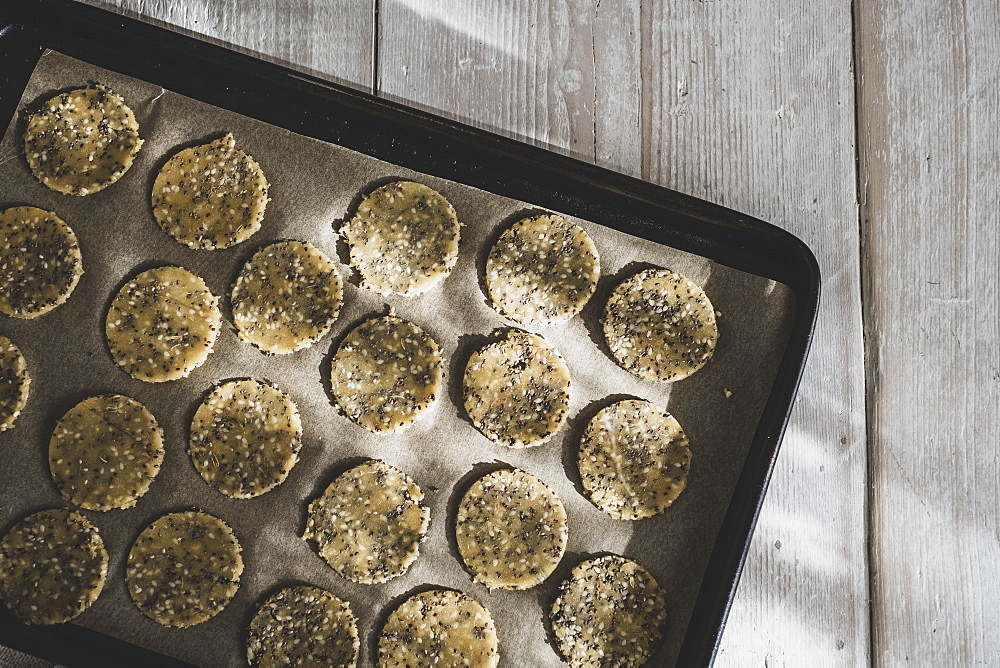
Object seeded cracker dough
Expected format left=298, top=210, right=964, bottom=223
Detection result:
left=126, top=510, right=243, bottom=628
left=49, top=394, right=165, bottom=511
left=342, top=181, right=461, bottom=296
left=330, top=315, right=443, bottom=433
left=0, top=206, right=83, bottom=319
left=189, top=379, right=302, bottom=499
left=231, top=240, right=343, bottom=354
left=378, top=589, right=499, bottom=668
left=304, top=460, right=429, bottom=584
left=105, top=266, right=221, bottom=382
left=455, top=469, right=568, bottom=590
left=578, top=399, right=691, bottom=520
left=602, top=268, right=718, bottom=382
left=0, top=336, right=29, bottom=432
left=485, top=214, right=601, bottom=326
left=152, top=133, right=269, bottom=250
left=550, top=555, right=667, bottom=668
left=247, top=585, right=360, bottom=668
left=463, top=330, right=571, bottom=448
left=0, top=508, right=108, bottom=625
left=23, top=86, right=143, bottom=196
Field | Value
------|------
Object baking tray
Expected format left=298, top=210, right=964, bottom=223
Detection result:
left=0, top=1, right=819, bottom=666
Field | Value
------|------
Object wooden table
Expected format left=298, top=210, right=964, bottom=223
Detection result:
left=6, top=1, right=999, bottom=665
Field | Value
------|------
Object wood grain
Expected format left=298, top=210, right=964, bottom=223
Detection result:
left=79, top=0, right=375, bottom=90
left=378, top=0, right=642, bottom=176
left=856, top=0, right=1000, bottom=664
left=642, top=1, right=870, bottom=665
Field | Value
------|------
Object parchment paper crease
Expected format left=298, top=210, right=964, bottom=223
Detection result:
left=0, top=51, right=794, bottom=667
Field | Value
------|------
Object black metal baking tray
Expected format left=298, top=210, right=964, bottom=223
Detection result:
left=0, top=1, right=819, bottom=666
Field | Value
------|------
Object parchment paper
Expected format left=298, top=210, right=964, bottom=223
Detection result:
left=0, top=51, right=795, bottom=667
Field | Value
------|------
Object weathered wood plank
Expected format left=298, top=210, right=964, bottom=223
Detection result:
left=856, top=0, right=1000, bottom=664
left=76, top=0, right=375, bottom=90
left=643, top=1, right=869, bottom=665
left=378, top=0, right=642, bottom=176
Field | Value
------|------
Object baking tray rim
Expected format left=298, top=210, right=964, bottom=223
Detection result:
left=0, top=1, right=820, bottom=666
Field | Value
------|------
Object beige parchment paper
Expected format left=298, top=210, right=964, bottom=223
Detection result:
left=0, top=51, right=795, bottom=667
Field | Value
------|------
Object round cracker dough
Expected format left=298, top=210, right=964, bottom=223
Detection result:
left=189, top=378, right=302, bottom=499
left=578, top=399, right=691, bottom=520
left=377, top=589, right=499, bottom=668
left=455, top=468, right=568, bottom=590
left=0, top=336, right=29, bottom=432
left=49, top=394, right=165, bottom=511
left=304, top=459, right=429, bottom=585
left=342, top=181, right=461, bottom=296
left=602, top=268, right=718, bottom=382
left=247, top=585, right=359, bottom=668
left=231, top=240, right=343, bottom=354
left=23, top=86, right=143, bottom=196
left=0, top=206, right=83, bottom=319
left=0, top=508, right=108, bottom=625
left=330, top=315, right=443, bottom=433
left=462, top=330, right=570, bottom=448
left=485, top=214, right=600, bottom=326
left=105, top=266, right=222, bottom=382
left=550, top=555, right=667, bottom=668
left=152, top=133, right=269, bottom=250
left=126, top=510, right=243, bottom=628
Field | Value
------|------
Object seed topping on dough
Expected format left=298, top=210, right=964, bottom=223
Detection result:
left=49, top=394, right=165, bottom=511
left=550, top=555, right=667, bottom=668
left=152, top=133, right=269, bottom=250
left=0, top=206, right=83, bottom=319
left=0, top=336, right=29, bottom=432
left=330, top=315, right=443, bottom=433
left=247, top=585, right=360, bottom=667
left=462, top=330, right=571, bottom=448
left=377, top=588, right=499, bottom=667
left=105, top=265, right=221, bottom=382
left=189, top=378, right=303, bottom=499
left=231, top=240, right=343, bottom=354
left=304, top=459, right=429, bottom=585
left=577, top=399, right=691, bottom=520
left=23, top=85, right=143, bottom=196
left=341, top=181, right=461, bottom=296
left=602, top=268, right=718, bottom=382
left=0, top=508, right=108, bottom=625
left=126, top=510, right=243, bottom=628
left=486, top=214, right=601, bottom=326
left=455, top=468, right=568, bottom=590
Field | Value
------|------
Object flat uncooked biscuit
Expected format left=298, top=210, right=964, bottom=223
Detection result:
left=455, top=469, right=568, bottom=590
left=377, top=589, right=499, bottom=668
left=550, top=555, right=667, bottom=668
left=578, top=399, right=691, bottom=520
left=23, top=86, right=143, bottom=196
left=105, top=266, right=221, bottom=382
left=49, top=394, right=165, bottom=511
left=247, top=585, right=359, bottom=668
left=0, top=336, right=29, bottom=432
left=0, top=206, right=83, bottom=318
left=0, top=508, right=108, bottom=625
left=304, top=460, right=429, bottom=584
left=485, top=214, right=600, bottom=326
left=152, top=134, right=269, bottom=250
left=231, top=240, right=343, bottom=354
left=189, top=379, right=302, bottom=499
left=330, top=315, right=443, bottom=433
left=126, top=510, right=243, bottom=628
left=342, top=181, right=461, bottom=296
left=602, top=268, right=718, bottom=382
left=462, top=330, right=571, bottom=448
